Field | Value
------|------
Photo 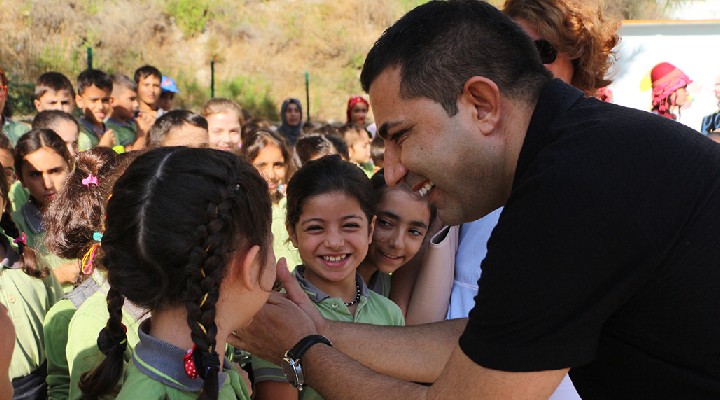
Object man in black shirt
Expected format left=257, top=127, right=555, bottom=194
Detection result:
left=233, top=1, right=720, bottom=399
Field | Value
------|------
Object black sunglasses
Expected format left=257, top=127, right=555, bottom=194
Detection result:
left=534, top=39, right=558, bottom=64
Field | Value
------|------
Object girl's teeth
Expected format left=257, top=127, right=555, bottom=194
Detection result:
left=323, top=255, right=347, bottom=262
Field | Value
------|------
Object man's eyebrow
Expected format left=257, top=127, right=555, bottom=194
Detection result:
left=378, top=121, right=402, bottom=140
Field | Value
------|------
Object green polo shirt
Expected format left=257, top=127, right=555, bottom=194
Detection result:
left=66, top=280, right=148, bottom=400
left=272, top=197, right=302, bottom=271
left=8, top=181, right=29, bottom=214
left=0, top=230, right=60, bottom=380
left=2, top=117, right=30, bottom=146
left=251, top=267, right=404, bottom=399
left=118, top=319, right=250, bottom=400
left=105, top=118, right=137, bottom=148
left=78, top=118, right=107, bottom=151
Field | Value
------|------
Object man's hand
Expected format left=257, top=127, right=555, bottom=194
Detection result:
left=229, top=259, right=324, bottom=364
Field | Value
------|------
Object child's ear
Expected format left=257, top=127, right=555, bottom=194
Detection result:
left=230, top=245, right=261, bottom=290
left=75, top=94, right=84, bottom=109
left=368, top=215, right=376, bottom=244
left=109, top=96, right=117, bottom=106
left=286, top=224, right=298, bottom=248
left=33, top=99, right=42, bottom=112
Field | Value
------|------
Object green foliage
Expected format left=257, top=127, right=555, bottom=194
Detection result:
left=166, top=0, right=210, bottom=36
left=220, top=75, right=277, bottom=120
left=7, top=81, right=36, bottom=117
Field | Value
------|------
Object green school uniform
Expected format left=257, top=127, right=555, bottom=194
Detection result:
left=12, top=200, right=75, bottom=295
left=78, top=118, right=107, bottom=151
left=44, top=270, right=104, bottom=400
left=272, top=197, right=302, bottom=271
left=252, top=267, right=404, bottom=400
left=2, top=117, right=31, bottom=146
left=118, top=320, right=251, bottom=400
left=105, top=118, right=137, bottom=148
left=367, top=270, right=392, bottom=298
left=8, top=181, right=29, bottom=214
left=66, top=279, right=148, bottom=400
left=0, top=230, right=60, bottom=382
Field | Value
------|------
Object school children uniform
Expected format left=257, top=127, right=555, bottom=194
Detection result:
left=2, top=117, right=30, bottom=147
left=66, top=280, right=147, bottom=400
left=44, top=269, right=104, bottom=400
left=12, top=199, right=74, bottom=295
left=105, top=117, right=137, bottom=149
left=117, top=319, right=251, bottom=400
left=8, top=181, right=29, bottom=216
left=251, top=266, right=404, bottom=399
left=0, top=229, right=61, bottom=399
left=271, top=197, right=302, bottom=271
left=366, top=270, right=391, bottom=298
left=78, top=118, right=106, bottom=151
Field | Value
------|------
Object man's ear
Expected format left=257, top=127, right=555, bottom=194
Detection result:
left=287, top=224, right=299, bottom=248
left=461, top=76, right=501, bottom=136
left=230, top=245, right=261, bottom=290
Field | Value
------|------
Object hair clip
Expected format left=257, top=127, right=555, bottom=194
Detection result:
left=13, top=232, right=26, bottom=246
left=183, top=344, right=220, bottom=380
left=93, top=232, right=103, bottom=242
left=82, top=174, right=98, bottom=187
left=80, top=243, right=100, bottom=275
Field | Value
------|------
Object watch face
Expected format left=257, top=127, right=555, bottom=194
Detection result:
left=282, top=356, right=302, bottom=388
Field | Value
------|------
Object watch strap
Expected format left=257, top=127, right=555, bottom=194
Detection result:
left=287, top=335, right=332, bottom=360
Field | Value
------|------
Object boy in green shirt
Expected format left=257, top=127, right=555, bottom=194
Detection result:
left=75, top=69, right=115, bottom=151
left=106, top=74, right=151, bottom=151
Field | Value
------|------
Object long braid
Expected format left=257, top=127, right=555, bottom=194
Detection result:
left=184, top=187, right=236, bottom=400
left=79, top=287, right=127, bottom=399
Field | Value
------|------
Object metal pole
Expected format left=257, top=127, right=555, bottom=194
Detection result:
left=210, top=60, right=215, bottom=98
left=304, top=71, right=310, bottom=123
left=87, top=47, right=93, bottom=70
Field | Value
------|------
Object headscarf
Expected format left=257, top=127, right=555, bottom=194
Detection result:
left=279, top=98, right=302, bottom=147
left=651, top=62, right=692, bottom=120
left=346, top=96, right=370, bottom=126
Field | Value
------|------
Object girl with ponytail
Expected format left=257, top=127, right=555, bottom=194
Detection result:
left=80, top=147, right=275, bottom=399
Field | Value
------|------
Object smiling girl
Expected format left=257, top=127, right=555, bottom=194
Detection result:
left=251, top=155, right=404, bottom=400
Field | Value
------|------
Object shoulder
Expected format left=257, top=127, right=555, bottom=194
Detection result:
left=118, top=362, right=186, bottom=400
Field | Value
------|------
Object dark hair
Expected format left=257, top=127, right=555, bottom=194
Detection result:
left=110, top=74, right=137, bottom=94
left=44, top=148, right=138, bottom=285
left=324, top=134, right=349, bottom=160
left=133, top=65, right=162, bottom=83
left=32, top=110, right=80, bottom=132
left=360, top=0, right=552, bottom=116
left=370, top=135, right=384, bottom=168
left=35, top=72, right=76, bottom=100
left=371, top=168, right=436, bottom=225
left=239, top=130, right=293, bottom=198
left=0, top=132, right=11, bottom=150
left=148, top=110, right=208, bottom=147
left=77, top=69, right=113, bottom=96
left=286, top=155, right=375, bottom=231
left=79, top=147, right=272, bottom=399
left=15, top=129, right=73, bottom=184
left=293, top=133, right=338, bottom=167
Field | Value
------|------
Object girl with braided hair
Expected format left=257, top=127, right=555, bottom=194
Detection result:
left=80, top=147, right=275, bottom=400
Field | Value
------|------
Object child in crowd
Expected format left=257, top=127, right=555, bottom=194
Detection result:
left=251, top=155, right=404, bottom=400
left=12, top=129, right=76, bottom=293
left=80, top=147, right=274, bottom=399
left=134, top=65, right=162, bottom=120
left=370, top=135, right=384, bottom=173
left=0, top=66, right=30, bottom=146
left=324, top=134, right=349, bottom=161
left=340, top=125, right=373, bottom=176
left=345, top=95, right=370, bottom=129
left=158, top=75, right=178, bottom=112
left=202, top=98, right=243, bottom=151
left=32, top=110, right=80, bottom=157
left=293, top=133, right=339, bottom=167
left=357, top=170, right=432, bottom=297
left=75, top=69, right=115, bottom=151
left=0, top=160, right=62, bottom=399
left=106, top=74, right=152, bottom=151
left=34, top=72, right=75, bottom=114
left=148, top=109, right=209, bottom=147
left=42, top=148, right=136, bottom=400
left=241, top=130, right=301, bottom=270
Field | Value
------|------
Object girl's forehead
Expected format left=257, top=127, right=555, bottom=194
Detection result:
left=379, top=188, right=431, bottom=218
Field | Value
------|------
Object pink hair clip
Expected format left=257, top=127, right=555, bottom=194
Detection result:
left=13, top=232, right=26, bottom=245
left=82, top=174, right=98, bottom=187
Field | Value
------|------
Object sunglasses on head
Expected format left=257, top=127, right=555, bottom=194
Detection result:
left=534, top=39, right=557, bottom=65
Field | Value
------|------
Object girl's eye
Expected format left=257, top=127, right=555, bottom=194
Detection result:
left=304, top=225, right=323, bottom=232
left=377, top=219, right=392, bottom=228
left=409, top=228, right=425, bottom=237
left=343, top=223, right=361, bottom=230
left=29, top=171, right=41, bottom=177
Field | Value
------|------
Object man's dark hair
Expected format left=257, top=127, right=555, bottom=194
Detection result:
left=133, top=65, right=162, bottom=83
left=77, top=69, right=113, bottom=96
left=360, top=0, right=552, bottom=116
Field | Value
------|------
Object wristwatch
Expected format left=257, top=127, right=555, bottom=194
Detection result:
left=281, top=335, right=332, bottom=391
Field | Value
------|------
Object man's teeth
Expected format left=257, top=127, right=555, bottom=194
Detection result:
left=417, top=182, right=435, bottom=198
left=322, top=255, right=348, bottom=262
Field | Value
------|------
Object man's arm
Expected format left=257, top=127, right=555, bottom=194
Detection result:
left=303, top=342, right=567, bottom=400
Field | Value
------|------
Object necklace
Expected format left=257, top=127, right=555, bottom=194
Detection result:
left=298, top=268, right=361, bottom=307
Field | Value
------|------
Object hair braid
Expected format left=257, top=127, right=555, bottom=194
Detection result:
left=79, top=287, right=127, bottom=398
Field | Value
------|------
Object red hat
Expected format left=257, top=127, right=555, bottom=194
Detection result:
left=346, top=96, right=370, bottom=125
left=651, top=62, right=692, bottom=115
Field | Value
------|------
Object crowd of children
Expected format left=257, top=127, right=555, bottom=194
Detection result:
left=0, top=62, right=425, bottom=400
